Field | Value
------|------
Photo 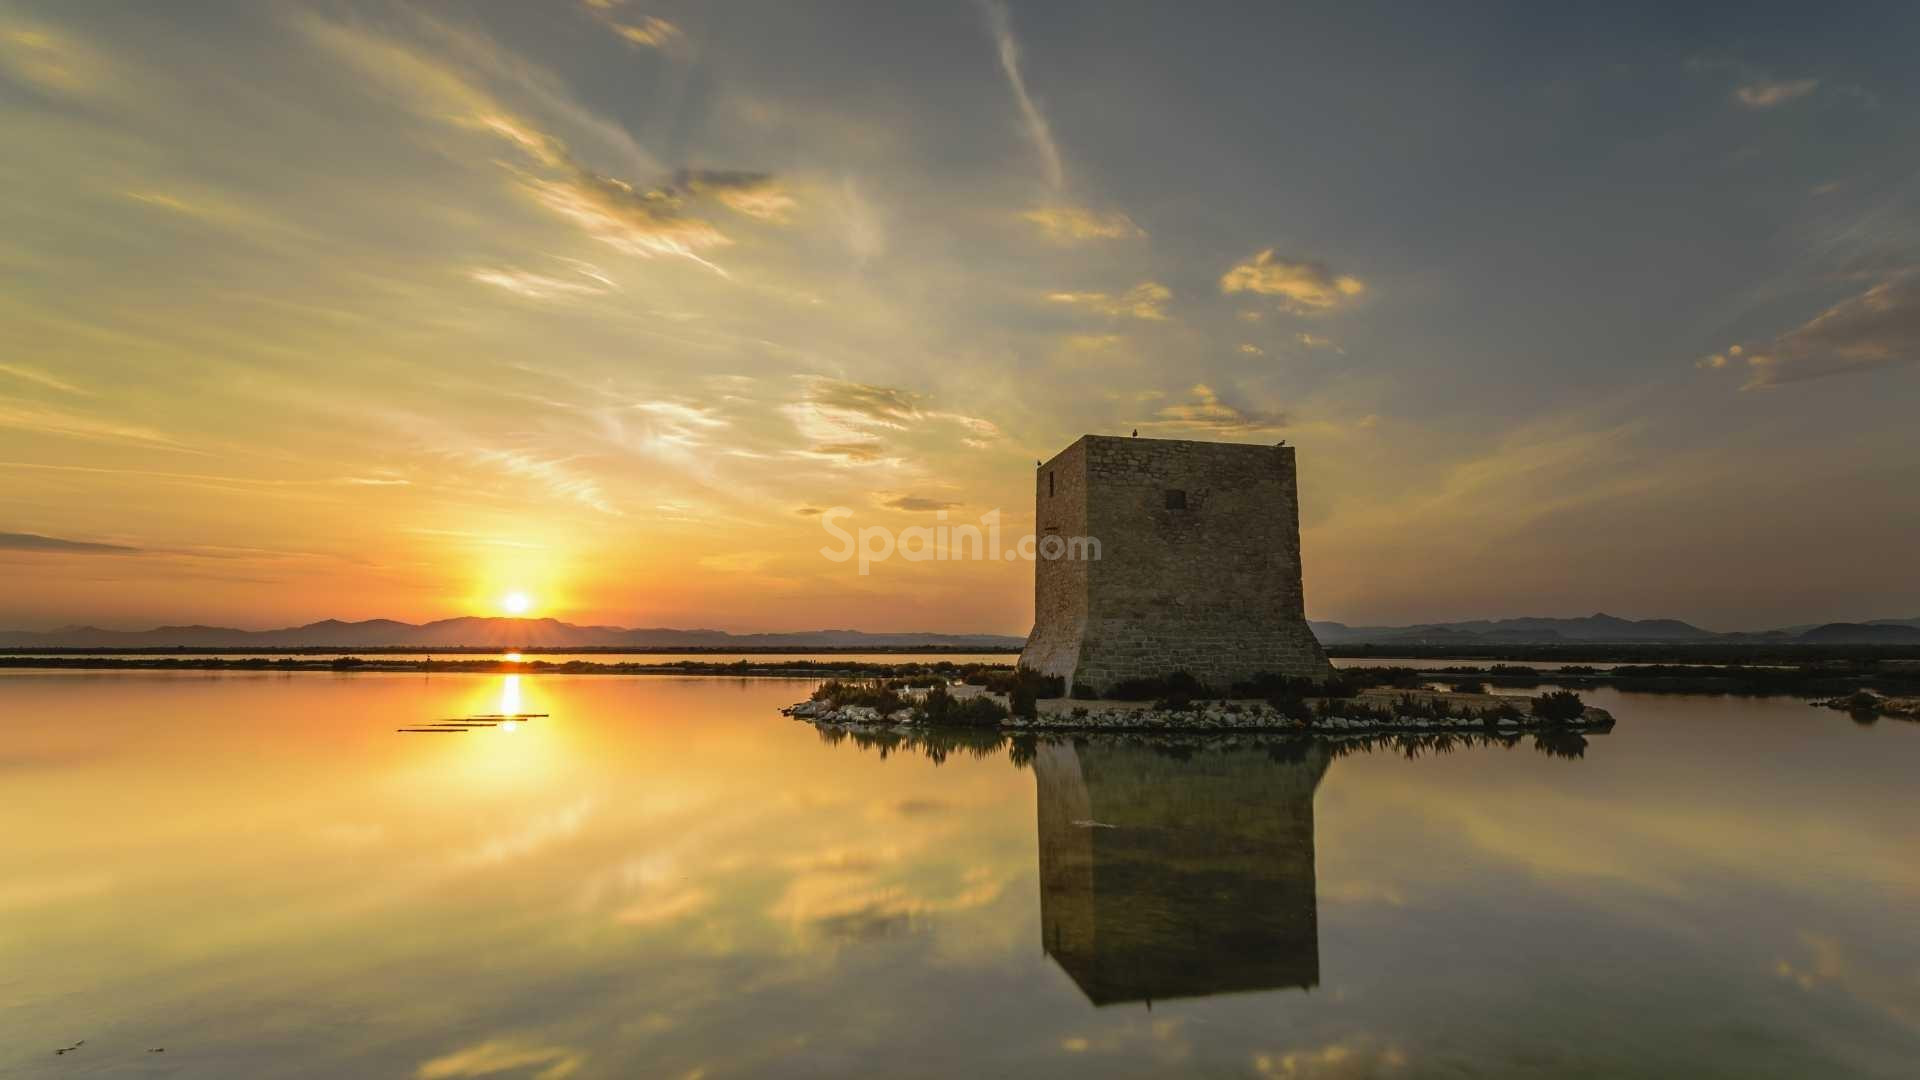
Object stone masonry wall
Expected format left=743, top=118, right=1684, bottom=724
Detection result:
left=1020, top=435, right=1333, bottom=693
left=1019, top=439, right=1090, bottom=682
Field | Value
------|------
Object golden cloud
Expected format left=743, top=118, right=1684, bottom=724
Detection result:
left=1735, top=78, right=1818, bottom=108
left=1220, top=250, right=1366, bottom=311
left=579, top=1, right=684, bottom=51
left=469, top=265, right=616, bottom=300
left=1047, top=281, right=1170, bottom=320
left=1021, top=205, right=1146, bottom=242
left=1702, top=276, right=1920, bottom=387
left=1144, top=384, right=1288, bottom=434
left=671, top=169, right=797, bottom=223
left=416, top=1039, right=583, bottom=1080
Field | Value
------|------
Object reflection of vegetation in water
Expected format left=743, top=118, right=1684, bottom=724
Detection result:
left=812, top=723, right=1010, bottom=765
left=812, top=724, right=1591, bottom=766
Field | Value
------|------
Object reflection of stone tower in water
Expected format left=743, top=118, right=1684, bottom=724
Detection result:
left=1034, top=741, right=1329, bottom=1006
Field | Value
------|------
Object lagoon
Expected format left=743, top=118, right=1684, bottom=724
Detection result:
left=2, top=671, right=1917, bottom=1077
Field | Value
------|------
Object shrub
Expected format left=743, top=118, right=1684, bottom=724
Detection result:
left=1484, top=699, right=1525, bottom=722
left=1530, top=690, right=1587, bottom=723
left=1109, top=670, right=1206, bottom=702
left=1393, top=692, right=1456, bottom=720
left=1070, top=682, right=1099, bottom=700
left=951, top=695, right=1010, bottom=726
left=811, top=679, right=907, bottom=714
left=1155, top=688, right=1200, bottom=711
left=976, top=668, right=1064, bottom=699
left=1320, top=673, right=1360, bottom=698
left=1010, top=683, right=1038, bottom=719
left=919, top=684, right=1009, bottom=727
left=1271, top=695, right=1314, bottom=721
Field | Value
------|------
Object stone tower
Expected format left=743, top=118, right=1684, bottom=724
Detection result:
left=1019, top=434, right=1333, bottom=694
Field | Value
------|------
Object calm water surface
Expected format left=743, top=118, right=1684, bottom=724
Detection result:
left=3, top=672, right=1917, bottom=1078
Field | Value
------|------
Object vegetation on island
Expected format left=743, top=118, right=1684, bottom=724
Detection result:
left=803, top=664, right=1599, bottom=732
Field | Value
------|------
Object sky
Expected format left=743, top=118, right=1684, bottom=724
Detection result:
left=2, top=0, right=1917, bottom=634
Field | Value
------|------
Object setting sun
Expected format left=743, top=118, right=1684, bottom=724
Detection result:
left=501, top=592, right=532, bottom=616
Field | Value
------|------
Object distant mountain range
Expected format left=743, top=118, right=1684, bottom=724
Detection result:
left=3, top=612, right=1918, bottom=650
left=0, top=617, right=1026, bottom=651
left=1307, top=613, right=1920, bottom=647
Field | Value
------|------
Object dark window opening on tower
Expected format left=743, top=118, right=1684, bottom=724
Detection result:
left=1164, top=489, right=1187, bottom=510
left=1048, top=471, right=1055, bottom=497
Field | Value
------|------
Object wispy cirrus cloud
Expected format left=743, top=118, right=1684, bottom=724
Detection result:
left=980, top=1, right=1063, bottom=189
left=298, top=15, right=776, bottom=274
left=1734, top=78, right=1818, bottom=108
left=0, top=22, right=104, bottom=98
left=1021, top=205, right=1143, bottom=243
left=1699, top=275, right=1920, bottom=387
left=441, top=445, right=619, bottom=515
left=0, top=362, right=90, bottom=396
left=1047, top=281, right=1170, bottom=320
left=519, top=166, right=733, bottom=271
left=671, top=169, right=797, bottom=223
left=580, top=1, right=684, bottom=52
left=782, top=378, right=918, bottom=465
left=414, top=1038, right=584, bottom=1080
left=0, top=399, right=197, bottom=453
left=469, top=263, right=616, bottom=300
left=780, top=377, right=1000, bottom=465
left=0, top=531, right=142, bottom=555
left=880, top=494, right=961, bottom=512
left=1221, top=250, right=1367, bottom=312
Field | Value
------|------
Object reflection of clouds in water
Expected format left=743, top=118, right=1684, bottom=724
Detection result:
left=1776, top=930, right=1920, bottom=1032
left=0, top=746, right=116, bottom=772
left=452, top=798, right=594, bottom=867
left=415, top=1038, right=583, bottom=1080
left=311, top=822, right=387, bottom=850
left=0, top=871, right=117, bottom=912
left=876, top=797, right=954, bottom=818
left=780, top=843, right=908, bottom=875
left=1319, top=879, right=1409, bottom=907
left=1251, top=1040, right=1408, bottom=1077
left=770, top=866, right=1009, bottom=942
left=617, top=886, right=712, bottom=927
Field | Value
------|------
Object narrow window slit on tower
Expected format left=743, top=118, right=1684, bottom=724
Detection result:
left=1164, top=489, right=1187, bottom=510
left=1049, top=471, right=1055, bottom=497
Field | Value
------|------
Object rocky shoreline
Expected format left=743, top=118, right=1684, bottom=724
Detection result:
left=1813, top=692, right=1920, bottom=720
left=781, top=697, right=1615, bottom=734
